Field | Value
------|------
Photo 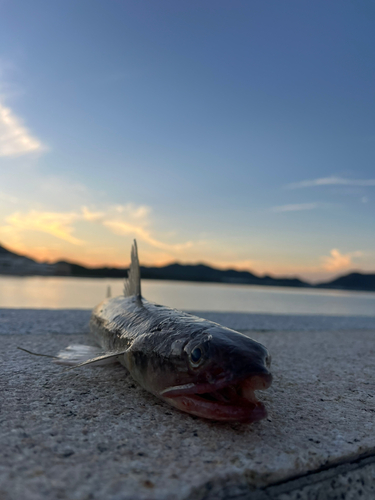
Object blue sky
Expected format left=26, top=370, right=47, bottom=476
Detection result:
left=0, top=1, right=374, bottom=281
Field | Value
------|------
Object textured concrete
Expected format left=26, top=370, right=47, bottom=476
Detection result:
left=0, top=309, right=374, bottom=500
left=1, top=308, right=374, bottom=335
left=185, top=455, right=375, bottom=499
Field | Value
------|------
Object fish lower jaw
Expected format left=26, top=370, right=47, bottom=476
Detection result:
left=163, top=377, right=271, bottom=423
left=165, top=393, right=267, bottom=422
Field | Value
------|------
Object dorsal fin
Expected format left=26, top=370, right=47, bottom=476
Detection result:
left=124, top=239, right=142, bottom=297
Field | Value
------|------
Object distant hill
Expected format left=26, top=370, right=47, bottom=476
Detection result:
left=0, top=244, right=22, bottom=257
left=0, top=243, right=55, bottom=276
left=140, top=263, right=309, bottom=288
left=56, top=261, right=128, bottom=278
left=317, top=272, right=375, bottom=292
left=56, top=259, right=310, bottom=288
left=50, top=261, right=375, bottom=292
left=1, top=242, right=374, bottom=291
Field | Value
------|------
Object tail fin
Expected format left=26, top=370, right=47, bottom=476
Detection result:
left=124, top=239, right=141, bottom=297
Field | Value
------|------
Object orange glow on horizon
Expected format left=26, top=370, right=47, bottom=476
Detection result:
left=1, top=241, right=352, bottom=283
left=15, top=245, right=259, bottom=272
left=1, top=224, right=370, bottom=284
left=6, top=242, right=268, bottom=273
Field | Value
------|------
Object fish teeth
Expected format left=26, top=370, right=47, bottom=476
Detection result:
left=239, top=379, right=260, bottom=403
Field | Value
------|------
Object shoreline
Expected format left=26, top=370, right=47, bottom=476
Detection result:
left=0, top=277, right=374, bottom=315
left=1, top=271, right=375, bottom=293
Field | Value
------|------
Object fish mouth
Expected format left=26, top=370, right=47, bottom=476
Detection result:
left=160, top=373, right=272, bottom=422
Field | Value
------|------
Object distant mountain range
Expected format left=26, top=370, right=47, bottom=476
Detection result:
left=316, top=272, right=375, bottom=292
left=0, top=243, right=55, bottom=276
left=64, top=260, right=308, bottom=288
left=1, top=243, right=374, bottom=292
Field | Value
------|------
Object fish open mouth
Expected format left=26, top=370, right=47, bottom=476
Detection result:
left=161, top=373, right=272, bottom=422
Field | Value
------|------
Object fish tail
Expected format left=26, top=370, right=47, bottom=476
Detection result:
left=123, top=239, right=141, bottom=297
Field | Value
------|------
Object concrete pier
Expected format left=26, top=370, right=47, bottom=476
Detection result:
left=0, top=309, right=374, bottom=499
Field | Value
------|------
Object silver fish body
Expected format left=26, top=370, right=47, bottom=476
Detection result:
left=89, top=297, right=272, bottom=422
left=57, top=241, right=273, bottom=422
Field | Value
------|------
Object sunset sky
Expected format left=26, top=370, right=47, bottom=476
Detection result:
left=0, top=1, right=374, bottom=282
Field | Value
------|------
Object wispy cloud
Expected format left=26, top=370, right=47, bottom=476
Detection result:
left=271, top=202, right=330, bottom=213
left=81, top=204, right=151, bottom=223
left=321, top=248, right=362, bottom=272
left=286, top=176, right=375, bottom=189
left=4, top=210, right=83, bottom=245
left=104, top=220, right=193, bottom=251
left=100, top=204, right=193, bottom=251
left=0, top=100, right=44, bottom=157
left=1, top=204, right=192, bottom=251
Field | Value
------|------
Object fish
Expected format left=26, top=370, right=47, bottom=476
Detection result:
left=55, top=240, right=273, bottom=422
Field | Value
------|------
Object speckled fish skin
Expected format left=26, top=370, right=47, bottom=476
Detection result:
left=89, top=293, right=273, bottom=422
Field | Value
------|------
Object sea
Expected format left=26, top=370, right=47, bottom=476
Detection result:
left=0, top=276, right=374, bottom=317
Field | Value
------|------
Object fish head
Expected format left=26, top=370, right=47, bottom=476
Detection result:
left=184, top=326, right=271, bottom=381
left=159, top=325, right=272, bottom=422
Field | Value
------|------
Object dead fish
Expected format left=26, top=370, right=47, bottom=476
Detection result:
left=55, top=240, right=272, bottom=422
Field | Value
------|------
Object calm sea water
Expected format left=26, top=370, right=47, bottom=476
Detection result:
left=0, top=276, right=374, bottom=316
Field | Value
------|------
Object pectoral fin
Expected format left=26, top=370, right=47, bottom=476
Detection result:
left=54, top=344, right=126, bottom=367
left=17, top=347, right=57, bottom=359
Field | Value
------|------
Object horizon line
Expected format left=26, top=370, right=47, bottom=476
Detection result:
left=0, top=240, right=371, bottom=285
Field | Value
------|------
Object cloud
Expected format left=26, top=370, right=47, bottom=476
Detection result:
left=81, top=206, right=105, bottom=222
left=321, top=249, right=362, bottom=272
left=1, top=204, right=192, bottom=251
left=100, top=204, right=192, bottom=251
left=286, top=176, right=375, bottom=189
left=271, top=202, right=330, bottom=212
left=81, top=203, right=152, bottom=228
left=4, top=210, right=83, bottom=245
left=114, top=204, right=151, bottom=219
left=104, top=220, right=193, bottom=251
left=0, top=100, right=44, bottom=157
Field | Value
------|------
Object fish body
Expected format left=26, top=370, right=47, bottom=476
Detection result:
left=57, top=241, right=272, bottom=422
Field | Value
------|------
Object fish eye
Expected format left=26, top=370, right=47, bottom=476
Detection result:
left=190, top=347, right=203, bottom=365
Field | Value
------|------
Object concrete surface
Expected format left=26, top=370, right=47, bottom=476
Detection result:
left=0, top=308, right=374, bottom=335
left=0, top=309, right=374, bottom=500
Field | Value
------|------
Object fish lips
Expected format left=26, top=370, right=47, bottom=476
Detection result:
left=160, top=371, right=272, bottom=423
left=160, top=371, right=272, bottom=398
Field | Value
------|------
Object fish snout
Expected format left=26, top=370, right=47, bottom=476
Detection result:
left=248, top=372, right=273, bottom=391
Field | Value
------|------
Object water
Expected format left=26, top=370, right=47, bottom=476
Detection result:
left=0, top=276, right=374, bottom=316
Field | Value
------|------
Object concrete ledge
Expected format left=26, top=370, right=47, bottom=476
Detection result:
left=1, top=309, right=374, bottom=499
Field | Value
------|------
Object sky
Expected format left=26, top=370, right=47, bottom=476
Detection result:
left=0, top=0, right=374, bottom=282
